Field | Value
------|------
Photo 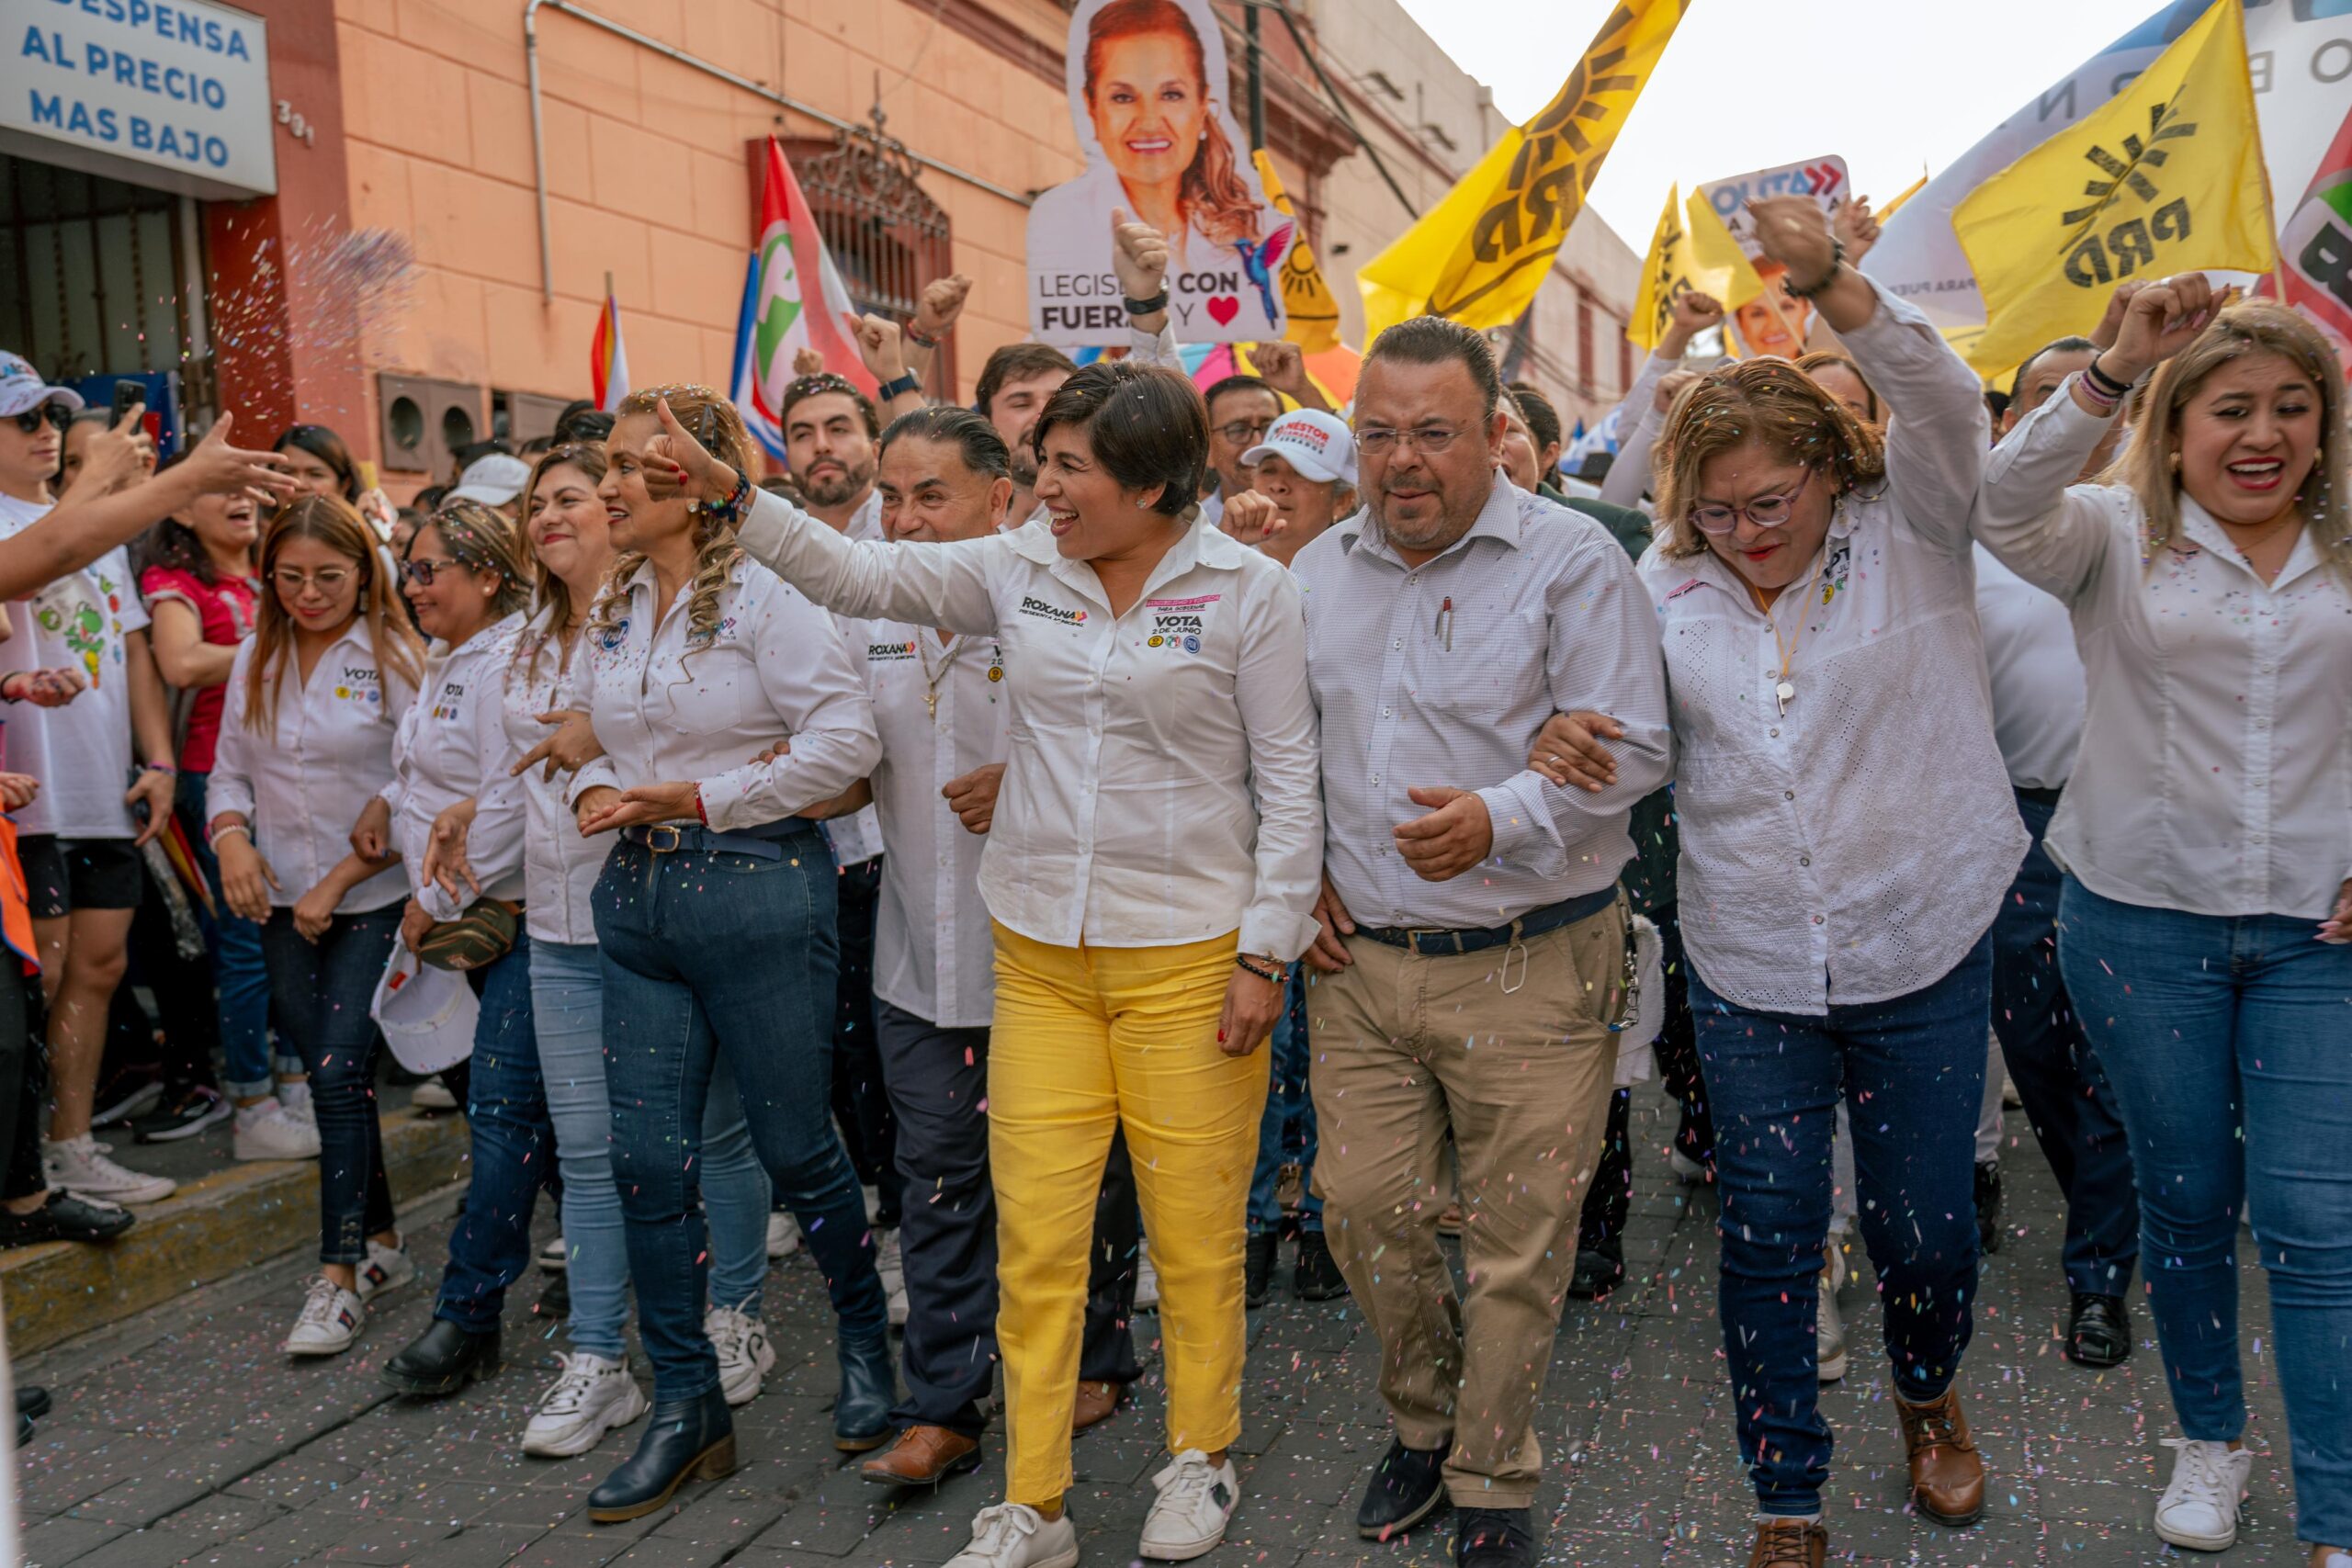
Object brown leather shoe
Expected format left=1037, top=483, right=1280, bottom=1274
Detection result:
left=1071, top=1379, right=1122, bottom=1432
left=1895, top=1384, right=1985, bottom=1525
left=1747, top=1517, right=1826, bottom=1568
left=859, top=1424, right=982, bottom=1486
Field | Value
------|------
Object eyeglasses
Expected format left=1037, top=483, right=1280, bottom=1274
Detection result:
left=401, top=558, right=464, bottom=586
left=1216, top=417, right=1277, bottom=446
left=272, top=567, right=355, bottom=592
left=1355, top=424, right=1465, bottom=457
left=1689, top=468, right=1815, bottom=535
left=9, top=404, right=67, bottom=434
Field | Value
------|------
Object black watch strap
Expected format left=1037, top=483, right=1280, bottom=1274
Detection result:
left=1123, top=289, right=1170, bottom=316
left=876, top=372, right=922, bottom=400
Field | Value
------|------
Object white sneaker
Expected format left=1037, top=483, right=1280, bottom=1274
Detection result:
left=766, top=1211, right=801, bottom=1259
left=2154, top=1438, right=2251, bottom=1551
left=1817, top=1242, right=1848, bottom=1382
left=356, top=1238, right=415, bottom=1301
left=279, top=1082, right=317, bottom=1127
left=233, top=1100, right=322, bottom=1161
left=1140, top=1449, right=1239, bottom=1560
left=412, top=1075, right=458, bottom=1111
left=522, top=1351, right=649, bottom=1457
left=876, top=1228, right=910, bottom=1328
left=538, top=1235, right=569, bottom=1272
left=706, top=1303, right=775, bottom=1406
left=284, top=1274, right=365, bottom=1356
left=944, top=1503, right=1080, bottom=1568
left=1135, top=1241, right=1159, bottom=1312
left=42, top=1134, right=175, bottom=1204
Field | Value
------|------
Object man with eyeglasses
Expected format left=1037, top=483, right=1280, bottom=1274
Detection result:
left=1290, top=318, right=1669, bottom=1568
left=1197, top=375, right=1281, bottom=533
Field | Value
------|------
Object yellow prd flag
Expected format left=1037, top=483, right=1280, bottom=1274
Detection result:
left=1629, top=183, right=1764, bottom=349
left=1358, top=0, right=1689, bottom=344
left=1251, top=150, right=1341, bottom=355
left=1953, top=0, right=2273, bottom=376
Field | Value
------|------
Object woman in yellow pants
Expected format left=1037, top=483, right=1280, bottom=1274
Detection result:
left=639, top=345, right=1323, bottom=1566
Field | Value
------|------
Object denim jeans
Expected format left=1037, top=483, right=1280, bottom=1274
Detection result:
left=262, top=907, right=401, bottom=1265
left=435, top=931, right=552, bottom=1335
left=594, top=829, right=887, bottom=1404
left=529, top=939, right=632, bottom=1360
left=1691, top=935, right=1991, bottom=1517
left=2058, top=877, right=2352, bottom=1547
left=830, top=855, right=900, bottom=1226
left=176, top=770, right=283, bottom=1097
left=701, top=1044, right=776, bottom=1314
left=1247, top=965, right=1320, bottom=1235
left=1992, top=793, right=2137, bottom=1296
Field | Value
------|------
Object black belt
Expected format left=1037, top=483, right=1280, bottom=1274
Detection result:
left=620, top=819, right=813, bottom=863
left=1357, top=884, right=1620, bottom=957
left=2013, top=784, right=2064, bottom=807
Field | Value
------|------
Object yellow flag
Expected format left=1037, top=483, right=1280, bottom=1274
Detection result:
left=1250, top=151, right=1342, bottom=355
left=1358, top=0, right=1689, bottom=343
left=1879, top=172, right=1928, bottom=222
left=1629, top=184, right=1764, bottom=349
left=1953, top=0, right=2273, bottom=375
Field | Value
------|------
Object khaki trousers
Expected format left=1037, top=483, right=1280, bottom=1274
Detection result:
left=1308, top=902, right=1624, bottom=1508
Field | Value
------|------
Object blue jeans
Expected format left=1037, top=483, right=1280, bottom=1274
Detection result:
left=1991, top=793, right=2137, bottom=1296
left=1248, top=965, right=1320, bottom=1235
left=261, top=907, right=401, bottom=1266
left=434, top=931, right=552, bottom=1335
left=177, top=770, right=282, bottom=1096
left=1692, top=936, right=1991, bottom=1517
left=2058, top=877, right=2352, bottom=1547
left=594, top=829, right=887, bottom=1404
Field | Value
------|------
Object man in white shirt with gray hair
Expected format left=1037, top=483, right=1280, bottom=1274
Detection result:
left=1292, top=316, right=1670, bottom=1568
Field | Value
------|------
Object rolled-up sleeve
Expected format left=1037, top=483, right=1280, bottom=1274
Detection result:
left=1231, top=567, right=1322, bottom=962
left=695, top=580, right=883, bottom=831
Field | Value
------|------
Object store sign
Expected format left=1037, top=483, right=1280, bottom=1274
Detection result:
left=2, top=0, right=276, bottom=200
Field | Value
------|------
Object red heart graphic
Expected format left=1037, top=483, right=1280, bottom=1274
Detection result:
left=1206, top=296, right=1240, bottom=326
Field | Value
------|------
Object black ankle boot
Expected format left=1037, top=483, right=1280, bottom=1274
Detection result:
left=834, top=1329, right=894, bottom=1452
left=587, top=1385, right=734, bottom=1523
left=380, top=1319, right=501, bottom=1396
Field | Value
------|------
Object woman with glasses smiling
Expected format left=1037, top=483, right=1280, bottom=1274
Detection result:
left=1639, top=198, right=2021, bottom=1568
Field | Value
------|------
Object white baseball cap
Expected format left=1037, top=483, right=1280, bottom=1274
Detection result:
left=1242, top=409, right=1356, bottom=487
left=0, top=351, right=84, bottom=421
left=449, top=452, right=532, bottom=505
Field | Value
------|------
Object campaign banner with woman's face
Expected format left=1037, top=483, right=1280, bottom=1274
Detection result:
left=1027, top=0, right=1292, bottom=346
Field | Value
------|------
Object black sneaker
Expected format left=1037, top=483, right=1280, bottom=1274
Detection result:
left=1568, top=1235, right=1624, bottom=1300
left=1356, top=1438, right=1450, bottom=1540
left=1455, top=1506, right=1536, bottom=1568
left=0, top=1190, right=137, bottom=1247
left=1974, top=1160, right=2004, bottom=1255
left=1245, top=1231, right=1278, bottom=1309
left=90, top=1066, right=164, bottom=1129
left=131, top=1085, right=231, bottom=1144
left=1295, top=1230, right=1350, bottom=1301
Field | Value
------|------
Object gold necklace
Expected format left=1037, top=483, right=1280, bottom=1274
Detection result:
left=2221, top=508, right=2302, bottom=560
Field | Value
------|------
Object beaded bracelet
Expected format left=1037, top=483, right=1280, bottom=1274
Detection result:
left=1783, top=241, right=1847, bottom=300
left=1235, top=953, right=1284, bottom=986
left=700, top=467, right=753, bottom=525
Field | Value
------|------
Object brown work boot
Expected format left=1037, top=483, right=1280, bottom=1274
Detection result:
left=1747, top=1517, right=1826, bottom=1568
left=1072, top=1379, right=1123, bottom=1432
left=859, top=1424, right=982, bottom=1486
left=1895, top=1384, right=1984, bottom=1525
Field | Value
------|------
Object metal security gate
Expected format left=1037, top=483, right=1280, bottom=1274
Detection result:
left=0, top=153, right=200, bottom=387
left=787, top=108, right=956, bottom=399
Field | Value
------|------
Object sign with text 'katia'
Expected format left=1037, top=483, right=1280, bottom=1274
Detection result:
left=3, top=0, right=276, bottom=200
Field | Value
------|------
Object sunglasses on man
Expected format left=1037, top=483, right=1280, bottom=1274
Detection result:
left=9, top=404, right=68, bottom=434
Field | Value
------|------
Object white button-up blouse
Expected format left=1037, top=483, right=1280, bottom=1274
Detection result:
left=1974, top=385, right=2352, bottom=920
left=1639, top=279, right=2026, bottom=1015
left=734, top=493, right=1323, bottom=961
left=503, top=605, right=605, bottom=945
left=383, top=614, right=530, bottom=922
left=850, top=618, right=1010, bottom=1030
left=209, top=622, right=413, bottom=915
left=567, top=555, right=880, bottom=832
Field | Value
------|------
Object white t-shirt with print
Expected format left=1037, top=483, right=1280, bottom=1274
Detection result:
left=0, top=495, right=151, bottom=839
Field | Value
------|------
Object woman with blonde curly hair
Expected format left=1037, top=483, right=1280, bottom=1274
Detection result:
left=1977, top=280, right=2352, bottom=1566
left=561, top=384, right=888, bottom=1521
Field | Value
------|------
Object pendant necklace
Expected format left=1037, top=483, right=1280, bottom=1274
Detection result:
left=919, top=634, right=967, bottom=723
left=1747, top=549, right=1830, bottom=718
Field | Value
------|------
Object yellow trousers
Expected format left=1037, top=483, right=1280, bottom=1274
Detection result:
left=989, top=921, right=1268, bottom=1506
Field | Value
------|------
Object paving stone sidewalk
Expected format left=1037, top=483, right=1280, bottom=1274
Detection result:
left=15, top=1085, right=2304, bottom=1567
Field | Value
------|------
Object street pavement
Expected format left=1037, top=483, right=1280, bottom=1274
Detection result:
left=14, top=1083, right=2306, bottom=1567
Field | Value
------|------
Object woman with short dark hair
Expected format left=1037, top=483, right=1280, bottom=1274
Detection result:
left=650, top=359, right=1322, bottom=1568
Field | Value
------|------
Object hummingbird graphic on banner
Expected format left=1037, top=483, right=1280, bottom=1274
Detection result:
left=1233, top=225, right=1295, bottom=329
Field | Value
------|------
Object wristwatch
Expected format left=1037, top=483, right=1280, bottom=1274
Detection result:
left=1123, top=289, right=1170, bottom=317
left=876, top=371, right=922, bottom=401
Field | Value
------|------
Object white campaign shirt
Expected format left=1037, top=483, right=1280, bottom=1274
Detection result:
left=569, top=556, right=879, bottom=830
left=0, top=498, right=150, bottom=839
left=1974, top=386, right=2352, bottom=920
left=1973, top=545, right=2085, bottom=791
left=209, top=622, right=413, bottom=913
left=383, top=614, right=529, bottom=922
left=503, top=606, right=605, bottom=945
left=819, top=488, right=889, bottom=869
left=1640, top=279, right=2024, bottom=1015
left=734, top=491, right=1322, bottom=960
left=851, top=617, right=1011, bottom=1030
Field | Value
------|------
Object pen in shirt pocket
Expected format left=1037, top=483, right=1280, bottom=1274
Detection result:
left=1435, top=595, right=1453, bottom=652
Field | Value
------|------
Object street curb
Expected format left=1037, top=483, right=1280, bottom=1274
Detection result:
left=1, top=1107, right=469, bottom=1357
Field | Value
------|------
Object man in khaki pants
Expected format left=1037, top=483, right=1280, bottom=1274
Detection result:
left=1290, top=318, right=1670, bottom=1568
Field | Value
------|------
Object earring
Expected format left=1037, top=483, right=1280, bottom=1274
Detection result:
left=2168, top=450, right=2181, bottom=470
left=1135, top=499, right=1149, bottom=509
